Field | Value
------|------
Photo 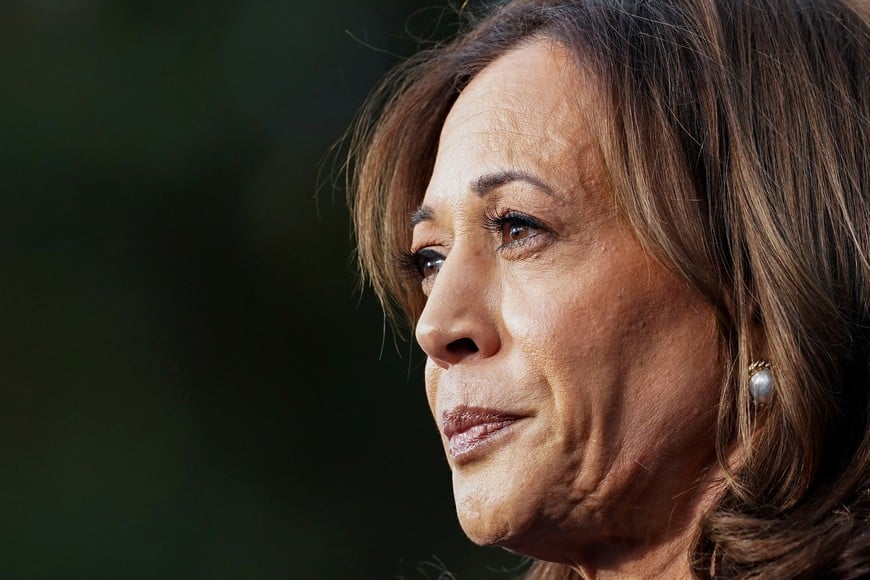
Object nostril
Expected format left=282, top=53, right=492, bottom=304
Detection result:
left=446, top=337, right=479, bottom=357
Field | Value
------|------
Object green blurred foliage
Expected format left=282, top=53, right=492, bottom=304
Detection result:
left=0, top=0, right=525, bottom=578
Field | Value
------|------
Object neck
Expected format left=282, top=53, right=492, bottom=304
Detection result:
left=568, top=465, right=725, bottom=579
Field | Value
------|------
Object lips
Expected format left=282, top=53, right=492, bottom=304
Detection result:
left=442, top=406, right=524, bottom=459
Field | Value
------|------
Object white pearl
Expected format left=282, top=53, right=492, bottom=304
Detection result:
left=749, top=369, right=774, bottom=403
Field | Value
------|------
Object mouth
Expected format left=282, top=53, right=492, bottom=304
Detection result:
left=442, top=406, right=525, bottom=460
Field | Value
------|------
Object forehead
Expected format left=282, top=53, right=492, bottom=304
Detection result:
left=444, top=39, right=583, bottom=131
left=426, top=39, right=605, bottom=206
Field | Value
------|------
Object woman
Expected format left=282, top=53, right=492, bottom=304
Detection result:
left=346, top=0, right=869, bottom=577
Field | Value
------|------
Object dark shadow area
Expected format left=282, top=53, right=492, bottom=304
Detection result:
left=0, top=0, right=526, bottom=578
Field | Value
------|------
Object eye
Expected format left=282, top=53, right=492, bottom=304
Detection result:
left=414, top=248, right=445, bottom=280
left=399, top=247, right=445, bottom=287
left=483, top=209, right=550, bottom=249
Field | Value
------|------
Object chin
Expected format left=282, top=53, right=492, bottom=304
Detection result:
left=451, top=461, right=549, bottom=549
left=456, top=501, right=536, bottom=548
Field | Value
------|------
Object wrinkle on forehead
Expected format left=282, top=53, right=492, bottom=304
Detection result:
left=444, top=43, right=584, bottom=139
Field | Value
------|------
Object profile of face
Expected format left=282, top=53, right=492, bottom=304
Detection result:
left=410, top=41, right=724, bottom=565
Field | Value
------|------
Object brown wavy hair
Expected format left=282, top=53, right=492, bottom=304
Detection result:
left=345, top=0, right=870, bottom=577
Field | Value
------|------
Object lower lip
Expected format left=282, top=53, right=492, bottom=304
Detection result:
left=447, top=418, right=522, bottom=459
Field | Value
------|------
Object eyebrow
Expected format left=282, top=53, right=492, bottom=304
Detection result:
left=410, top=205, right=434, bottom=228
left=472, top=169, right=556, bottom=198
left=409, top=169, right=558, bottom=228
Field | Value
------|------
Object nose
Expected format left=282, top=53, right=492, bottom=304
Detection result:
left=414, top=245, right=501, bottom=369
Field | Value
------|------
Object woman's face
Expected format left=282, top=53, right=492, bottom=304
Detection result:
left=410, top=41, right=723, bottom=563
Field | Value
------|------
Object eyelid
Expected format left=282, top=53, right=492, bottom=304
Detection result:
left=482, top=207, right=554, bottom=249
left=482, top=208, right=547, bottom=231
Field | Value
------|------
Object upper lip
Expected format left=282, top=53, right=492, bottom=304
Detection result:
left=441, top=406, right=524, bottom=438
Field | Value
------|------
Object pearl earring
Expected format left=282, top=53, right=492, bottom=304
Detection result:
left=748, top=360, right=774, bottom=403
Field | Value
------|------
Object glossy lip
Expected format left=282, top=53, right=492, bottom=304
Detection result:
left=442, top=406, right=526, bottom=461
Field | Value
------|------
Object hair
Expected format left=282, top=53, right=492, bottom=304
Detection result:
left=344, top=0, right=870, bottom=577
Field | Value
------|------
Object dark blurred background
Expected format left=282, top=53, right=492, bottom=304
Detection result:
left=0, top=0, right=526, bottom=578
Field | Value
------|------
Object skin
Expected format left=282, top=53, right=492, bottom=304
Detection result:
left=409, top=40, right=725, bottom=578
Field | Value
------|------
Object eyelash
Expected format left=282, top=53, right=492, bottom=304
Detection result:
left=482, top=207, right=549, bottom=250
left=396, top=247, right=444, bottom=282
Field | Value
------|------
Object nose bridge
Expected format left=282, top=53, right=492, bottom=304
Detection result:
left=414, top=242, right=500, bottom=368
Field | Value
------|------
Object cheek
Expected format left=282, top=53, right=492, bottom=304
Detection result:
left=498, top=248, right=722, bottom=457
left=424, top=361, right=440, bottom=415
left=501, top=268, right=590, bottom=353
left=499, top=276, right=621, bottom=477
left=500, top=268, right=631, bottom=404
left=600, top=279, right=723, bottom=483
